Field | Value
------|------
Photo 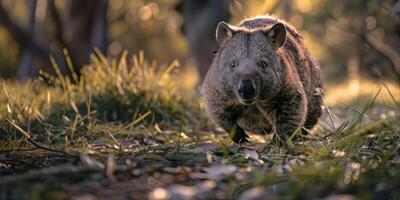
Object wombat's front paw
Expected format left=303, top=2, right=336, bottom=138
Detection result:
left=231, top=127, right=249, bottom=144
left=273, top=134, right=287, bottom=146
left=274, top=126, right=300, bottom=144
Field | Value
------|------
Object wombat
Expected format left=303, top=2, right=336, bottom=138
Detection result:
left=202, top=15, right=324, bottom=144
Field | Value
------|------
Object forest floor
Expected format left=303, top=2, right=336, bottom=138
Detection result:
left=1, top=52, right=400, bottom=200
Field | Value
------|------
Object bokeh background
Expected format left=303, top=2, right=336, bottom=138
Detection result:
left=0, top=0, right=399, bottom=86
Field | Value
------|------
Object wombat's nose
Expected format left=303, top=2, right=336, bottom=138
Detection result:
left=238, top=79, right=256, bottom=100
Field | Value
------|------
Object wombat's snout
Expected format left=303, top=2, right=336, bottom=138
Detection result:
left=238, top=79, right=256, bottom=104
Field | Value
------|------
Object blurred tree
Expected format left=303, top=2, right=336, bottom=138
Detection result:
left=239, top=0, right=400, bottom=84
left=177, top=0, right=230, bottom=80
left=0, top=0, right=50, bottom=78
left=317, top=0, right=400, bottom=83
left=65, top=0, right=108, bottom=71
left=18, top=0, right=37, bottom=79
left=0, top=0, right=108, bottom=80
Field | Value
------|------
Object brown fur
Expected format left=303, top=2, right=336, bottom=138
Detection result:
left=202, top=15, right=324, bottom=143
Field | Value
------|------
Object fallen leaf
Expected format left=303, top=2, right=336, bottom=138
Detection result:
left=204, top=165, right=237, bottom=181
left=244, top=149, right=259, bottom=160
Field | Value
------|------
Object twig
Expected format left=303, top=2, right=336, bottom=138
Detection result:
left=5, top=118, right=78, bottom=157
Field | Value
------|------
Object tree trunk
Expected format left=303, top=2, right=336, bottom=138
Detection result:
left=18, top=0, right=37, bottom=80
left=179, top=0, right=230, bottom=80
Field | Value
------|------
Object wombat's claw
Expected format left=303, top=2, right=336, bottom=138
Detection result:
left=273, top=134, right=289, bottom=146
left=232, top=131, right=250, bottom=144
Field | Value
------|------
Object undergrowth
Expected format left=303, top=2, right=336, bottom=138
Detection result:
left=1, top=50, right=209, bottom=152
left=0, top=51, right=399, bottom=199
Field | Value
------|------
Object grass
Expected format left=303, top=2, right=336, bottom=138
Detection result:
left=0, top=51, right=400, bottom=200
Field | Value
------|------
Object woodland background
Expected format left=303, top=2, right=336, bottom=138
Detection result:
left=1, top=1, right=400, bottom=199
left=0, top=0, right=399, bottom=83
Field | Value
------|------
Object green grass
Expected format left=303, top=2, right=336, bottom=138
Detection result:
left=0, top=51, right=399, bottom=200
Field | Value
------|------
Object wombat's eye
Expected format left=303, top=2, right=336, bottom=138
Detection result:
left=260, top=61, right=268, bottom=69
left=230, top=62, right=236, bottom=69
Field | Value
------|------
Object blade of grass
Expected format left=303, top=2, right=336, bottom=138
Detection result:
left=343, top=86, right=381, bottom=135
left=50, top=55, right=67, bottom=90
left=322, top=99, right=339, bottom=131
left=326, top=116, right=397, bottom=150
left=124, top=111, right=152, bottom=129
left=381, top=81, right=400, bottom=108
left=63, top=48, right=79, bottom=83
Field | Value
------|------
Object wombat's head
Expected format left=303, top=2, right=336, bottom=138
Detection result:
left=212, top=21, right=287, bottom=105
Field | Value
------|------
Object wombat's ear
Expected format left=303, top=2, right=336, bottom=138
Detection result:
left=267, top=23, right=286, bottom=48
left=216, top=22, right=236, bottom=46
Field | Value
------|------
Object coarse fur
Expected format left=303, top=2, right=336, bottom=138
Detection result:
left=202, top=15, right=324, bottom=143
